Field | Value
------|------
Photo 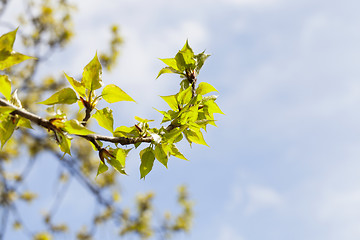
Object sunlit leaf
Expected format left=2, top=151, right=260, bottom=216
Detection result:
left=205, top=100, right=224, bottom=115
left=96, top=161, right=108, bottom=177
left=184, top=128, right=209, bottom=147
left=159, top=58, right=180, bottom=71
left=0, top=29, right=36, bottom=70
left=134, top=116, right=154, bottom=123
left=38, top=88, right=77, bottom=105
left=196, top=82, right=218, bottom=95
left=82, top=53, right=103, bottom=91
left=139, top=147, right=155, bottom=179
left=18, top=117, right=32, bottom=129
left=160, top=94, right=178, bottom=111
left=102, top=84, right=135, bottom=103
left=155, top=144, right=168, bottom=168
left=63, top=119, right=94, bottom=135
left=116, top=148, right=131, bottom=167
left=195, top=51, right=210, bottom=73
left=0, top=75, right=11, bottom=100
left=64, top=73, right=86, bottom=97
left=0, top=106, right=15, bottom=114
left=108, top=150, right=127, bottom=175
left=177, top=86, right=192, bottom=106
left=93, top=107, right=114, bottom=133
left=170, top=144, right=187, bottom=160
left=0, top=115, right=18, bottom=148
left=113, top=126, right=139, bottom=138
left=57, top=131, right=71, bottom=155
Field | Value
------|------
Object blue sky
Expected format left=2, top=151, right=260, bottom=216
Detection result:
left=4, top=0, right=360, bottom=239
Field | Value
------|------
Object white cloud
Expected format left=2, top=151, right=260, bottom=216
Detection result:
left=244, top=185, right=284, bottom=214
left=218, top=225, right=245, bottom=240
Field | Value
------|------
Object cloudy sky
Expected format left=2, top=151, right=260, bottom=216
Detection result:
left=5, top=0, right=360, bottom=239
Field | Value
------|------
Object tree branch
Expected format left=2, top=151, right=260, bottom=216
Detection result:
left=0, top=98, right=153, bottom=146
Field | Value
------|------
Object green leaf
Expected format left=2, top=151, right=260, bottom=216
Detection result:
left=170, top=144, right=187, bottom=160
left=102, top=84, right=135, bottom=103
left=140, top=147, right=155, bottom=179
left=156, top=67, right=183, bottom=79
left=134, top=116, right=154, bottom=123
left=0, top=53, right=35, bottom=70
left=64, top=73, right=86, bottom=97
left=155, top=144, right=168, bottom=168
left=177, top=86, right=192, bottom=106
left=82, top=53, right=103, bottom=91
left=113, top=126, right=139, bottom=138
left=18, top=117, right=32, bottom=129
left=116, top=148, right=131, bottom=167
left=56, top=131, right=71, bottom=155
left=93, top=107, right=114, bottom=133
left=0, top=115, right=18, bottom=148
left=0, top=29, right=36, bottom=70
left=160, top=94, right=178, bottom=111
left=175, top=41, right=195, bottom=71
left=195, top=52, right=210, bottom=73
left=0, top=106, right=15, bottom=114
left=184, top=128, right=209, bottom=147
left=108, top=150, right=127, bottom=175
left=38, top=88, right=78, bottom=105
left=196, top=82, right=218, bottom=95
left=163, top=125, right=187, bottom=143
left=63, top=119, right=94, bottom=135
left=159, top=58, right=180, bottom=71
left=0, top=28, right=17, bottom=52
left=96, top=161, right=108, bottom=177
left=205, top=100, right=224, bottom=115
left=0, top=75, right=11, bottom=100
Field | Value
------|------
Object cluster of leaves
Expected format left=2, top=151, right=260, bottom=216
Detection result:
left=0, top=29, right=223, bottom=180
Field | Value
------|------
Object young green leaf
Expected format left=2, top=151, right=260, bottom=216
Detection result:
left=0, top=29, right=36, bottom=70
left=155, top=144, right=168, bottom=168
left=64, top=73, right=86, bottom=97
left=102, top=84, right=135, bottom=103
left=159, top=58, right=180, bottom=71
left=140, top=147, right=155, bottom=179
left=177, top=86, right=192, bottom=106
left=116, top=148, right=131, bottom=167
left=0, top=75, right=11, bottom=100
left=156, top=66, right=184, bottom=79
left=196, top=82, right=218, bottom=95
left=18, top=117, right=32, bottom=129
left=56, top=131, right=71, bottom=155
left=108, top=152, right=127, bottom=175
left=82, top=53, right=103, bottom=91
left=184, top=128, right=209, bottom=147
left=205, top=100, right=224, bottom=115
left=195, top=52, right=210, bottom=73
left=38, top=88, right=78, bottom=105
left=170, top=144, right=187, bottom=160
left=63, top=119, right=94, bottom=135
left=93, top=107, right=114, bottom=133
left=113, top=126, right=139, bottom=138
left=0, top=116, right=19, bottom=148
left=134, top=116, right=154, bottom=123
left=96, top=161, right=108, bottom=177
left=0, top=106, right=15, bottom=115
left=160, top=94, right=178, bottom=111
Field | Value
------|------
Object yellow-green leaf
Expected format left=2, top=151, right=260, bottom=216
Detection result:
left=155, top=144, right=168, bottom=168
left=170, top=144, right=187, bottom=160
left=159, top=58, right=180, bottom=71
left=0, top=75, right=11, bottom=100
left=57, top=131, right=71, bottom=155
left=140, top=147, right=155, bottom=179
left=102, top=84, right=135, bottom=103
left=0, top=53, right=35, bottom=70
left=0, top=115, right=18, bottom=148
left=134, top=116, right=154, bottom=123
left=184, top=128, right=209, bottom=147
left=38, top=88, right=78, bottom=105
left=116, top=148, right=131, bottom=167
left=108, top=149, right=127, bottom=175
left=160, top=94, right=178, bottom=111
left=196, top=82, right=218, bottom=95
left=63, top=119, right=94, bottom=135
left=64, top=73, right=86, bottom=97
left=96, top=161, right=108, bottom=177
left=82, top=53, right=103, bottom=91
left=93, top=107, right=114, bottom=133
